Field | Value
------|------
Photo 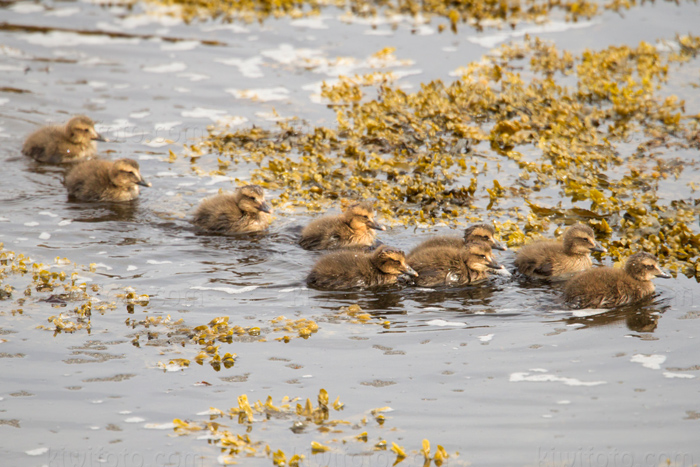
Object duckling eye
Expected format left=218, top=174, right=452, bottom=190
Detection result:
left=479, top=254, right=487, bottom=259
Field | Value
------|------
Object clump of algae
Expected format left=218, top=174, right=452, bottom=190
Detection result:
left=0, top=245, right=120, bottom=335
left=172, top=388, right=454, bottom=466
left=185, top=35, right=700, bottom=277
left=143, top=0, right=692, bottom=31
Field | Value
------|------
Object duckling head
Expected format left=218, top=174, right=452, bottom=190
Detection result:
left=236, top=185, right=272, bottom=214
left=371, top=245, right=418, bottom=277
left=66, top=115, right=106, bottom=144
left=110, top=159, right=151, bottom=189
left=625, top=252, right=671, bottom=281
left=463, top=241, right=509, bottom=274
left=563, top=224, right=606, bottom=255
left=344, top=202, right=386, bottom=233
left=464, top=224, right=507, bottom=251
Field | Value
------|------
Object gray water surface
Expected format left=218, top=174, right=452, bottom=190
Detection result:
left=1, top=1, right=700, bottom=466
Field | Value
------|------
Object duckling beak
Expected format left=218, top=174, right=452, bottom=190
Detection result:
left=258, top=202, right=272, bottom=214
left=137, top=178, right=152, bottom=188
left=368, top=220, right=386, bottom=231
left=493, top=266, right=512, bottom=277
left=591, top=242, right=607, bottom=253
left=402, top=265, right=419, bottom=277
left=655, top=266, right=672, bottom=279
left=492, top=241, right=508, bottom=251
left=91, top=130, right=108, bottom=142
left=486, top=259, right=503, bottom=270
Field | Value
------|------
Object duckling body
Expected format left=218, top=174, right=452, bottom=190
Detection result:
left=65, top=158, right=150, bottom=202
left=564, top=252, right=671, bottom=308
left=300, top=202, right=386, bottom=250
left=409, top=242, right=508, bottom=287
left=409, top=224, right=507, bottom=258
left=193, top=185, right=272, bottom=234
left=514, top=224, right=605, bottom=279
left=22, top=115, right=106, bottom=163
left=306, top=245, right=417, bottom=290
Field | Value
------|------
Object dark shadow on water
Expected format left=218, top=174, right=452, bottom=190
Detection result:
left=562, top=294, right=671, bottom=332
left=307, top=286, right=407, bottom=314
left=67, top=199, right=140, bottom=222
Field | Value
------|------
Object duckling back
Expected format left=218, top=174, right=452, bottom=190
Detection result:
left=563, top=252, right=670, bottom=308
left=514, top=224, right=604, bottom=279
left=300, top=202, right=384, bottom=250
left=409, top=224, right=506, bottom=258
left=408, top=235, right=464, bottom=258
left=306, top=250, right=377, bottom=289
left=306, top=245, right=415, bottom=290
left=23, top=116, right=104, bottom=164
left=193, top=186, right=272, bottom=234
left=409, top=242, right=504, bottom=287
left=65, top=158, right=149, bottom=202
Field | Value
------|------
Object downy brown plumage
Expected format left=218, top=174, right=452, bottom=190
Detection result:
left=193, top=185, right=273, bottom=234
left=23, top=115, right=106, bottom=163
left=564, top=252, right=671, bottom=309
left=65, top=158, right=150, bottom=202
left=306, top=245, right=417, bottom=290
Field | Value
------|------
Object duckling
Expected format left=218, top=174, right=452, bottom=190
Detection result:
left=65, top=158, right=150, bottom=202
left=306, top=245, right=417, bottom=290
left=299, top=202, right=386, bottom=250
left=408, top=223, right=507, bottom=258
left=514, top=224, right=606, bottom=279
left=22, top=115, right=106, bottom=163
left=564, top=252, right=671, bottom=309
left=409, top=241, right=509, bottom=287
left=193, top=185, right=272, bottom=234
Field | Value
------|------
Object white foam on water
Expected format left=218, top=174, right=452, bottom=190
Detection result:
left=10, top=3, right=44, bottom=13
left=143, top=138, right=172, bottom=148
left=25, top=447, right=49, bottom=456
left=130, top=111, right=151, bottom=119
left=478, top=333, right=494, bottom=342
left=124, top=417, right=146, bottom=423
left=467, top=20, right=596, bottom=48
left=226, top=87, right=290, bottom=102
left=261, top=44, right=323, bottom=65
left=176, top=72, right=209, bottom=82
left=46, top=7, right=80, bottom=17
left=143, top=62, right=186, bottom=73
left=663, top=372, right=695, bottom=379
left=191, top=285, right=259, bottom=295
left=290, top=16, right=330, bottom=29
left=510, top=371, right=606, bottom=387
left=161, top=40, right=199, bottom=51
left=425, top=319, right=466, bottom=327
left=144, top=422, right=176, bottom=429
left=630, top=354, right=666, bottom=370
left=215, top=56, right=264, bottom=78
left=22, top=31, right=139, bottom=47
left=154, top=121, right=182, bottom=131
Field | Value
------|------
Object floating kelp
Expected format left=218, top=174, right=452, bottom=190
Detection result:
left=186, top=36, right=700, bottom=277
left=142, top=0, right=693, bottom=31
left=171, top=389, right=454, bottom=465
left=0, top=246, right=119, bottom=335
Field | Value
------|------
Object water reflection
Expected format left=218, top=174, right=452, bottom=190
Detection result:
left=564, top=296, right=670, bottom=332
left=67, top=200, right=141, bottom=222
left=309, top=287, right=406, bottom=313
